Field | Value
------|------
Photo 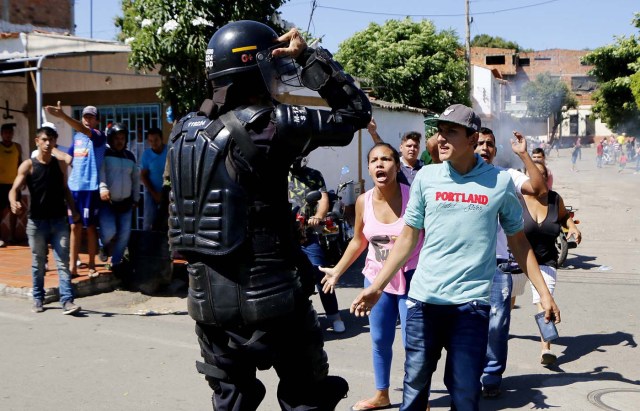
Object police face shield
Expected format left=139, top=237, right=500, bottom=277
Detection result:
left=256, top=43, right=304, bottom=98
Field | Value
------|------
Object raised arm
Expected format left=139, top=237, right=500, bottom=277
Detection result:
left=367, top=118, right=384, bottom=144
left=45, top=101, right=92, bottom=137
left=512, top=131, right=547, bottom=196
left=273, top=29, right=371, bottom=153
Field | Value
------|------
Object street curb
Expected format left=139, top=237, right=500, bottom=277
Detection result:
left=0, top=274, right=121, bottom=303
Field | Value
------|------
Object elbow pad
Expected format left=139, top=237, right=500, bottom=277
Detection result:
left=275, top=104, right=359, bottom=154
left=300, top=48, right=371, bottom=130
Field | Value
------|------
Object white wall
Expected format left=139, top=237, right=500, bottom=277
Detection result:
left=307, top=107, right=425, bottom=195
left=472, top=65, right=493, bottom=117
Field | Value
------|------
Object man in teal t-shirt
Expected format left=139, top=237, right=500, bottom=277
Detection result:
left=140, top=127, right=167, bottom=230
left=351, top=104, right=561, bottom=411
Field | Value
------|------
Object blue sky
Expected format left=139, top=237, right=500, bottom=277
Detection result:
left=74, top=0, right=638, bottom=52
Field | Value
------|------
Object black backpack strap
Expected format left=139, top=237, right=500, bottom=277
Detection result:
left=219, top=111, right=266, bottom=172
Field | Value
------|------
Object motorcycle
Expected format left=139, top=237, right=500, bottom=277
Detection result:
left=293, top=173, right=355, bottom=266
left=556, top=206, right=580, bottom=266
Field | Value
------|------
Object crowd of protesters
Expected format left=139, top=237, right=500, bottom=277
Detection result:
left=3, top=103, right=167, bottom=314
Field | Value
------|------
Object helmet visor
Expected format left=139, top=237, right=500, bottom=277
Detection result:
left=256, top=43, right=304, bottom=98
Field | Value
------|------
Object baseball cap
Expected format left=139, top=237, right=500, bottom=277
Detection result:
left=41, top=121, right=57, bottom=132
left=82, top=106, right=98, bottom=117
left=437, top=104, right=481, bottom=133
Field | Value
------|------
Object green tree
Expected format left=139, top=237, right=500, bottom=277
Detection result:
left=116, top=0, right=286, bottom=118
left=521, top=72, right=578, bottom=140
left=582, top=13, right=640, bottom=133
left=471, top=34, right=521, bottom=51
left=335, top=18, right=468, bottom=112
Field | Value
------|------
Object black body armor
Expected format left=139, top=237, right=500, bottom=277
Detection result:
left=169, top=46, right=371, bottom=328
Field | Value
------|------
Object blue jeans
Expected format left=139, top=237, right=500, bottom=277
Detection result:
left=364, top=271, right=412, bottom=390
left=26, top=217, right=74, bottom=304
left=482, top=268, right=512, bottom=389
left=301, top=235, right=338, bottom=316
left=402, top=298, right=490, bottom=411
left=99, top=204, right=132, bottom=266
left=143, top=193, right=159, bottom=231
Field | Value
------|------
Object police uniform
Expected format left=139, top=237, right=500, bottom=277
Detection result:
left=168, top=21, right=371, bottom=411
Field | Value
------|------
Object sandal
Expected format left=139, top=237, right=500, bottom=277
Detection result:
left=88, top=268, right=99, bottom=278
left=350, top=399, right=392, bottom=411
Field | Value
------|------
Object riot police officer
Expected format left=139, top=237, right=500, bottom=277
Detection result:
left=168, top=20, right=371, bottom=410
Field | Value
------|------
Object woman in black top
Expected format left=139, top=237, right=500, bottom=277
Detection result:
left=521, top=162, right=581, bottom=365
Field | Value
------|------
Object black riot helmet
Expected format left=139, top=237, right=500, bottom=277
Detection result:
left=206, top=20, right=278, bottom=86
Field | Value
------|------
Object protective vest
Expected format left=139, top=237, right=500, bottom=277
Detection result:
left=168, top=112, right=247, bottom=256
left=169, top=106, right=303, bottom=327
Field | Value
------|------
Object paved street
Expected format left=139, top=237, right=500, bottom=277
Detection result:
left=1, top=146, right=639, bottom=410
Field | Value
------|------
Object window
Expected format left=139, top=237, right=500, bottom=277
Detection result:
left=518, top=58, right=530, bottom=66
left=571, top=76, right=597, bottom=92
left=569, top=115, right=579, bottom=135
left=485, top=55, right=506, bottom=65
left=534, top=57, right=552, bottom=61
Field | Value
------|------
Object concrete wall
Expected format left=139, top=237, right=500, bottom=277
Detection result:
left=307, top=108, right=425, bottom=196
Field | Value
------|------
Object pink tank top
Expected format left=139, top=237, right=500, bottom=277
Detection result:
left=362, top=184, right=424, bottom=295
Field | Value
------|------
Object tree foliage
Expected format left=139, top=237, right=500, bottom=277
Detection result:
left=521, top=73, right=577, bottom=139
left=582, top=13, right=640, bottom=133
left=116, top=0, right=286, bottom=118
left=471, top=34, right=521, bottom=51
left=334, top=18, right=469, bottom=112
left=522, top=73, right=577, bottom=118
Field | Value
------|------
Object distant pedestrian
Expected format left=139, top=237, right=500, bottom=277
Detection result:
left=635, top=146, right=640, bottom=174
left=8, top=126, right=82, bottom=314
left=618, top=152, right=627, bottom=173
left=0, top=123, right=23, bottom=247
left=140, top=127, right=167, bottom=231
left=571, top=142, right=579, bottom=172
left=596, top=140, right=604, bottom=168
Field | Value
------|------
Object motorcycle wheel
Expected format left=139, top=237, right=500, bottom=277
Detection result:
left=556, top=233, right=568, bottom=267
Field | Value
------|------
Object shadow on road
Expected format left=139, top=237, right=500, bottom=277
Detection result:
left=561, top=253, right=600, bottom=270
left=427, top=365, right=640, bottom=410
left=511, top=331, right=637, bottom=367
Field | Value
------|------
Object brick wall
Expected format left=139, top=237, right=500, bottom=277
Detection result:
left=1, top=0, right=72, bottom=31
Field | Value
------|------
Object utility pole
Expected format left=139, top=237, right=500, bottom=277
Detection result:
left=465, top=0, right=472, bottom=99
left=90, top=0, right=93, bottom=38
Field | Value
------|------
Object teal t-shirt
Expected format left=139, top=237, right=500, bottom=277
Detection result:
left=141, top=145, right=168, bottom=192
left=404, top=154, right=523, bottom=305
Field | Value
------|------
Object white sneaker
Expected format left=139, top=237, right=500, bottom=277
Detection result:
left=332, top=319, right=346, bottom=333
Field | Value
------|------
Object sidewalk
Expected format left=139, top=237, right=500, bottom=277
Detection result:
left=0, top=243, right=120, bottom=302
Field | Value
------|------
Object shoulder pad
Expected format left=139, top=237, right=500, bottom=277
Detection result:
left=175, top=113, right=213, bottom=143
left=233, top=105, right=273, bottom=125
left=170, top=112, right=196, bottom=142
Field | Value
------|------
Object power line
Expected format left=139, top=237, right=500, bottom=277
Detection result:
left=307, top=0, right=317, bottom=33
left=316, top=0, right=559, bottom=18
